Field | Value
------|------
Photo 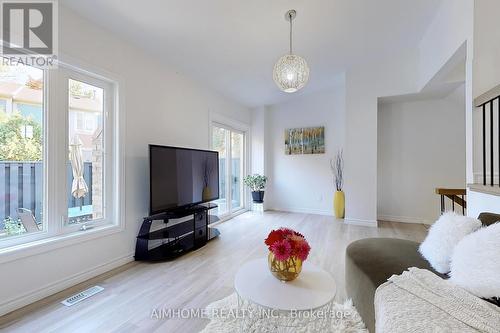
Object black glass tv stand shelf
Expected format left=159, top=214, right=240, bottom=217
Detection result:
left=135, top=203, right=220, bottom=261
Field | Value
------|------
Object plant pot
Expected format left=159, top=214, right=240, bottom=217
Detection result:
left=334, top=190, right=345, bottom=219
left=268, top=252, right=302, bottom=282
left=251, top=190, right=265, bottom=203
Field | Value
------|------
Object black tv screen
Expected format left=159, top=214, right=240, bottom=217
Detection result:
left=149, top=145, right=219, bottom=214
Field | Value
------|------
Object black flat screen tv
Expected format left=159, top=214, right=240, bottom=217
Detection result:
left=149, top=145, right=219, bottom=215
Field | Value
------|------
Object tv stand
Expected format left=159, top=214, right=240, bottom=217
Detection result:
left=135, top=203, right=220, bottom=261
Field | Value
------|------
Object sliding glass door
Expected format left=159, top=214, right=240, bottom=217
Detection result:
left=212, top=124, right=246, bottom=217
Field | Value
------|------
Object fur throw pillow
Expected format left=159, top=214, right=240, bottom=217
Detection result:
left=419, top=212, right=482, bottom=274
left=450, top=223, right=500, bottom=299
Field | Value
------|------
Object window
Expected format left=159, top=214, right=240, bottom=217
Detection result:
left=59, top=68, right=117, bottom=233
left=67, top=79, right=104, bottom=225
left=0, top=58, right=120, bottom=249
left=211, top=123, right=247, bottom=217
left=0, top=61, right=44, bottom=238
left=212, top=126, right=228, bottom=215
left=231, top=131, right=244, bottom=211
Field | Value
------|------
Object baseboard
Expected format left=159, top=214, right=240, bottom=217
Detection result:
left=0, top=253, right=134, bottom=317
left=268, top=207, right=333, bottom=216
left=473, top=172, right=500, bottom=184
left=378, top=214, right=432, bottom=225
left=344, top=218, right=378, bottom=227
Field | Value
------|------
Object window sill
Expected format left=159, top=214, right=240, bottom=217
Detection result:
left=0, top=223, right=124, bottom=265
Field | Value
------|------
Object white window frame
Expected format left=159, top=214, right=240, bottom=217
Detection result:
left=0, top=55, right=124, bottom=259
left=209, top=112, right=251, bottom=218
left=59, top=67, right=115, bottom=233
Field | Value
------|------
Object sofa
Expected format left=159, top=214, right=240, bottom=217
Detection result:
left=345, top=212, right=500, bottom=332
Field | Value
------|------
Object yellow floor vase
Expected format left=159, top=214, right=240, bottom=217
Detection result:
left=334, top=191, right=345, bottom=219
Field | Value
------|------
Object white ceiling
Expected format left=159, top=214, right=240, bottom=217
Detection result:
left=61, top=0, right=443, bottom=108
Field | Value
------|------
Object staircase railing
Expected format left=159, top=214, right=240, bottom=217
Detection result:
left=435, top=188, right=466, bottom=214
left=475, top=84, right=500, bottom=187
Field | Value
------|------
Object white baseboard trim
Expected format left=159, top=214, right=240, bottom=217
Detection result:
left=473, top=172, right=500, bottom=184
left=344, top=218, right=378, bottom=227
left=378, top=214, right=432, bottom=225
left=268, top=207, right=333, bottom=216
left=0, top=253, right=134, bottom=317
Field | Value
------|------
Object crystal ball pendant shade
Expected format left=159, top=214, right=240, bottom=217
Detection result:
left=273, top=54, right=310, bottom=93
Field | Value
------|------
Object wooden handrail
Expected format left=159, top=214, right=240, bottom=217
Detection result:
left=435, top=188, right=466, bottom=196
left=435, top=188, right=466, bottom=214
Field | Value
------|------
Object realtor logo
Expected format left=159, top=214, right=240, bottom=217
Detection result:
left=0, top=0, right=58, bottom=67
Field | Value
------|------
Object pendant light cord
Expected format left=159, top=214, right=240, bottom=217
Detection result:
left=289, top=13, right=293, bottom=55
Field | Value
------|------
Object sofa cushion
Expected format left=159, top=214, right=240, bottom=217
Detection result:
left=450, top=222, right=500, bottom=299
left=418, top=212, right=482, bottom=274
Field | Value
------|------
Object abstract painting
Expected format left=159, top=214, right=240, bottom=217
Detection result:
left=284, top=126, right=325, bottom=155
left=303, top=126, right=325, bottom=154
left=284, top=128, right=303, bottom=155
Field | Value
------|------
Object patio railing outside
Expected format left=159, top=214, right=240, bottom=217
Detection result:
left=0, top=161, right=93, bottom=230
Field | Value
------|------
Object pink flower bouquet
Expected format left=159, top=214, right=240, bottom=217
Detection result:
left=265, top=228, right=311, bottom=281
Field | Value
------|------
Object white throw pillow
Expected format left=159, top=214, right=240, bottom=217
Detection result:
left=418, top=212, right=482, bottom=274
left=450, top=223, right=500, bottom=299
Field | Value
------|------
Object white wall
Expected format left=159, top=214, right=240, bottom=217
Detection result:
left=418, top=0, right=474, bottom=185
left=378, top=85, right=466, bottom=224
left=264, top=82, right=346, bottom=216
left=0, top=6, right=250, bottom=315
left=468, top=190, right=500, bottom=218
left=473, top=0, right=500, bottom=98
left=418, top=0, right=474, bottom=89
left=251, top=106, right=267, bottom=176
left=344, top=0, right=473, bottom=226
left=344, top=51, right=420, bottom=226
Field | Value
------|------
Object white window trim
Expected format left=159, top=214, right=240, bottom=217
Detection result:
left=0, top=54, right=125, bottom=262
left=209, top=112, right=251, bottom=216
left=61, top=69, right=114, bottom=233
left=0, top=224, right=123, bottom=264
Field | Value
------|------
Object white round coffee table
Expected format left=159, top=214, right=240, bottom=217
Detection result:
left=234, top=258, right=336, bottom=331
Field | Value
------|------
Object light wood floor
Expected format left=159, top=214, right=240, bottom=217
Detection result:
left=0, top=211, right=428, bottom=333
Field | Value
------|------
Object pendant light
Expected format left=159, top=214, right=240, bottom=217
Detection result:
left=273, top=9, right=310, bottom=93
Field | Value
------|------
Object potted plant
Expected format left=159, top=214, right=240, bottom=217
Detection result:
left=244, top=174, right=267, bottom=203
left=330, top=150, right=345, bottom=218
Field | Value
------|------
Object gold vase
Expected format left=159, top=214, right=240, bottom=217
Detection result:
left=268, top=252, right=302, bottom=282
left=334, top=190, right=345, bottom=219
left=202, top=186, right=212, bottom=201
